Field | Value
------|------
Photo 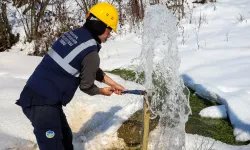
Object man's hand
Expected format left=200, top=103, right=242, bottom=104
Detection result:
left=102, top=73, right=126, bottom=95
left=99, top=87, right=114, bottom=96
left=112, top=84, right=126, bottom=95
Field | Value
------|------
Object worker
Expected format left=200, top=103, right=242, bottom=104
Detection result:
left=16, top=2, right=124, bottom=150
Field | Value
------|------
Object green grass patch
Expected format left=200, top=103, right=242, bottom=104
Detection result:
left=186, top=89, right=249, bottom=145
left=107, top=69, right=144, bottom=84
left=107, top=69, right=249, bottom=145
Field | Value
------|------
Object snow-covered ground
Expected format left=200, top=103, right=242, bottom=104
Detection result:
left=0, top=52, right=145, bottom=150
left=101, top=0, right=250, bottom=143
left=1, top=0, right=250, bottom=149
left=178, top=0, right=250, bottom=142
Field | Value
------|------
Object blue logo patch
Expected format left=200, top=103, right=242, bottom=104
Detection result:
left=46, top=130, right=55, bottom=138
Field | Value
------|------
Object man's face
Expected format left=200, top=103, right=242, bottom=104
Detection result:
left=98, top=28, right=112, bottom=43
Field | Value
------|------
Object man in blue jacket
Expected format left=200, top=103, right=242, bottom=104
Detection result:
left=16, top=2, right=125, bottom=150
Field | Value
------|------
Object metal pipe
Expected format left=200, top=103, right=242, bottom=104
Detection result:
left=141, top=92, right=152, bottom=150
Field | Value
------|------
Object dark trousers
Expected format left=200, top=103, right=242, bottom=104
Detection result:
left=22, top=105, right=74, bottom=150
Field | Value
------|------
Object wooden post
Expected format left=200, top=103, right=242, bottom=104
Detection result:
left=141, top=94, right=152, bottom=150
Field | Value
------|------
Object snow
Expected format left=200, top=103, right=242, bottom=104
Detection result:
left=199, top=105, right=227, bottom=119
left=1, top=0, right=250, bottom=149
left=99, top=34, right=142, bottom=71
left=185, top=134, right=250, bottom=150
left=178, top=0, right=250, bottom=142
left=0, top=52, right=146, bottom=149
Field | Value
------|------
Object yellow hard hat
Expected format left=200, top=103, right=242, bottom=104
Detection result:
left=89, top=2, right=119, bottom=33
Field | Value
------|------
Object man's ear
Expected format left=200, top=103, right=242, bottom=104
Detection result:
left=85, top=13, right=90, bottom=19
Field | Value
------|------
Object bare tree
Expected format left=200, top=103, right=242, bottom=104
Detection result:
left=14, top=0, right=50, bottom=42
left=192, top=0, right=216, bottom=4
left=31, top=0, right=84, bottom=56
left=117, top=0, right=124, bottom=27
left=164, top=0, right=186, bottom=20
left=0, top=0, right=19, bottom=52
left=126, top=0, right=144, bottom=29
left=74, top=0, right=99, bottom=14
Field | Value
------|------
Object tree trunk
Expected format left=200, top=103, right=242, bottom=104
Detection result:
left=118, top=0, right=123, bottom=26
left=35, top=0, right=50, bottom=38
left=139, top=0, right=144, bottom=19
left=0, top=2, right=10, bottom=51
left=82, top=0, right=89, bottom=14
left=0, top=1, right=19, bottom=52
left=131, top=0, right=140, bottom=23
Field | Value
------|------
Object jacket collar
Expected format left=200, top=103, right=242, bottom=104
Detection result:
left=83, top=25, right=101, bottom=45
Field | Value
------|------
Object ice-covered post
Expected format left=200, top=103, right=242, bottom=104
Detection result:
left=141, top=93, right=152, bottom=150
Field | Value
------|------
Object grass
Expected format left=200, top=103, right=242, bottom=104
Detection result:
left=186, top=89, right=249, bottom=145
left=107, top=69, right=144, bottom=84
left=107, top=69, right=249, bottom=145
